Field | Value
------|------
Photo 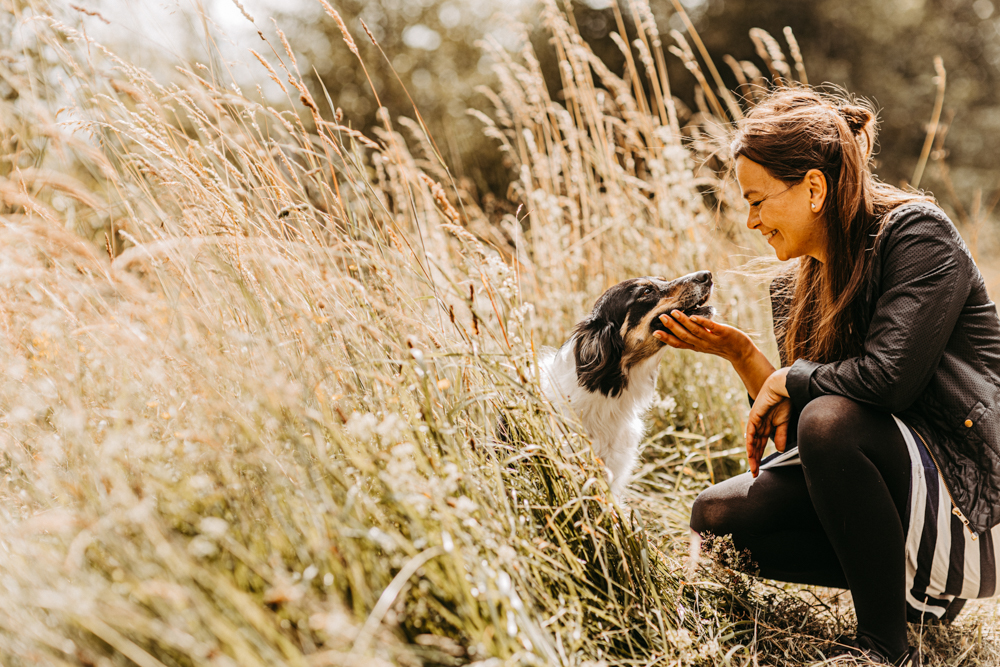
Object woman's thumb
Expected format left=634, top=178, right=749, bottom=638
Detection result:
left=774, top=422, right=787, bottom=452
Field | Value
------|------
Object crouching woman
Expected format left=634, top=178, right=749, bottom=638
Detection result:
left=655, top=88, right=1000, bottom=666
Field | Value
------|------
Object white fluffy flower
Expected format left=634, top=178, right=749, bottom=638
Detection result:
left=697, top=639, right=721, bottom=660
left=345, top=412, right=378, bottom=441
left=453, top=495, right=478, bottom=516
left=483, top=255, right=518, bottom=300
left=199, top=517, right=229, bottom=537
left=376, top=413, right=408, bottom=442
left=653, top=394, right=677, bottom=416
left=509, top=302, right=534, bottom=324
left=188, top=537, right=217, bottom=559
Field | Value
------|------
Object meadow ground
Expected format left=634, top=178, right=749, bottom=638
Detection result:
left=0, top=1, right=998, bottom=665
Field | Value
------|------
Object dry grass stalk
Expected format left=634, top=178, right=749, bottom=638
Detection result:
left=0, top=1, right=995, bottom=666
left=912, top=56, right=947, bottom=190
left=748, top=28, right=792, bottom=83
left=782, top=26, right=809, bottom=85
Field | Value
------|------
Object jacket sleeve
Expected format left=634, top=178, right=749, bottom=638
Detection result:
left=785, top=205, right=973, bottom=414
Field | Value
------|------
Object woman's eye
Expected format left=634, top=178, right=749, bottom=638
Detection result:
left=750, top=200, right=763, bottom=208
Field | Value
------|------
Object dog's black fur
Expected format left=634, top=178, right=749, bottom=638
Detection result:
left=573, top=271, right=714, bottom=397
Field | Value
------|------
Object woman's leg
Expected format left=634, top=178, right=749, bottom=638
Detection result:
left=691, top=394, right=913, bottom=657
left=690, top=465, right=849, bottom=587
left=797, top=395, right=911, bottom=658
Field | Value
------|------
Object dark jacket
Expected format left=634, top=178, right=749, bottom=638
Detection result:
left=776, top=202, right=1000, bottom=537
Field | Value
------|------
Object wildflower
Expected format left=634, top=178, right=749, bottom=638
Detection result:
left=187, top=537, right=217, bottom=559
left=697, top=639, right=721, bottom=660
left=198, top=517, right=228, bottom=537
left=653, top=394, right=677, bottom=415
left=376, top=413, right=408, bottom=442
left=497, top=544, right=516, bottom=564
left=452, top=495, right=477, bottom=516
left=189, top=475, right=213, bottom=494
left=345, top=412, right=378, bottom=441
left=483, top=255, right=517, bottom=300
left=509, top=302, right=534, bottom=324
left=367, top=527, right=396, bottom=552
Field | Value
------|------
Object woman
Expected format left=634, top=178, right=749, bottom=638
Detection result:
left=653, top=88, right=1000, bottom=666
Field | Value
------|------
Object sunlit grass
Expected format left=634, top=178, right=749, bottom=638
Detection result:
left=0, top=0, right=996, bottom=665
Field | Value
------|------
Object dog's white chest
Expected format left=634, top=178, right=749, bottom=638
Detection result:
left=539, top=343, right=662, bottom=496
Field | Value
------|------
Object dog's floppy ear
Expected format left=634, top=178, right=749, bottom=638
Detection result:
left=573, top=317, right=627, bottom=397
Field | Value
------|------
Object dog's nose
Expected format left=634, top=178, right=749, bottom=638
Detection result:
left=692, top=271, right=712, bottom=284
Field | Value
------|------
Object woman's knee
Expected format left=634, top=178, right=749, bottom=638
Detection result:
left=690, top=480, right=746, bottom=536
left=690, top=490, right=722, bottom=535
left=797, top=394, right=867, bottom=465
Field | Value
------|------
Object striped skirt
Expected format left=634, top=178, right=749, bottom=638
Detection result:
left=760, top=416, right=993, bottom=620
left=896, top=416, right=995, bottom=620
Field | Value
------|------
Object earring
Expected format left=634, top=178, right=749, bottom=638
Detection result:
left=811, top=204, right=817, bottom=210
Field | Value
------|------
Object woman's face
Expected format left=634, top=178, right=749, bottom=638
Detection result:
left=735, top=155, right=828, bottom=263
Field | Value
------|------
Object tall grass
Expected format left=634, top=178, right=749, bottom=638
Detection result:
left=0, top=0, right=996, bottom=665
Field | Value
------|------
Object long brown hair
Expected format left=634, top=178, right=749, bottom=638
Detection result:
left=731, top=88, right=932, bottom=364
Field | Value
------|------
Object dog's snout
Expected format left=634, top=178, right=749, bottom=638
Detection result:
left=692, top=271, right=712, bottom=285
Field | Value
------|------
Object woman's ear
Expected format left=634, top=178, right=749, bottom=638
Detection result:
left=805, top=168, right=827, bottom=213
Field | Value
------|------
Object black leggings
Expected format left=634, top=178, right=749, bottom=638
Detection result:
left=690, top=395, right=912, bottom=657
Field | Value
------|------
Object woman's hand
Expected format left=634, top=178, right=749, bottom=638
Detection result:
left=653, top=311, right=751, bottom=363
left=746, top=367, right=792, bottom=477
left=654, top=310, right=777, bottom=402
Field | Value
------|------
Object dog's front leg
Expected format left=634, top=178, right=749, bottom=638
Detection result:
left=599, top=445, right=638, bottom=499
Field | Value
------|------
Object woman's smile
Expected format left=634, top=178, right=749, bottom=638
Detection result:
left=734, top=155, right=828, bottom=263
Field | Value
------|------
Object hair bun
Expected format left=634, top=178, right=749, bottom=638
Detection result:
left=837, top=105, right=873, bottom=136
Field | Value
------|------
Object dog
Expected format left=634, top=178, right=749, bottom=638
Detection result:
left=538, top=271, right=714, bottom=496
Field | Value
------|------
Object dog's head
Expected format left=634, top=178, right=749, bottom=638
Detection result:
left=572, top=271, right=714, bottom=396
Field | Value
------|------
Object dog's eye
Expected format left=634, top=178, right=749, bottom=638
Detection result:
left=641, top=286, right=653, bottom=296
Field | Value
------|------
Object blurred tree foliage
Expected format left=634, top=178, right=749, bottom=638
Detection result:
left=269, top=0, right=520, bottom=206
left=692, top=0, right=1000, bottom=219
left=275, top=0, right=1000, bottom=218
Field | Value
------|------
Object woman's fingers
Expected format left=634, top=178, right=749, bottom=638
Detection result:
left=658, top=314, right=692, bottom=342
left=752, top=412, right=770, bottom=475
left=774, top=421, right=788, bottom=453
left=747, top=385, right=784, bottom=477
left=745, top=413, right=761, bottom=477
left=689, top=315, right=720, bottom=333
left=746, top=390, right=797, bottom=478
left=750, top=422, right=770, bottom=478
left=754, top=426, right=771, bottom=470
left=656, top=313, right=750, bottom=361
left=660, top=311, right=713, bottom=347
left=652, top=330, right=694, bottom=349
left=666, top=310, right=706, bottom=336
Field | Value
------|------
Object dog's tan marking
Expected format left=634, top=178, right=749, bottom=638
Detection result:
left=620, top=294, right=685, bottom=369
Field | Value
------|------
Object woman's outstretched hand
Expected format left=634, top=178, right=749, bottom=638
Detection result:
left=746, top=367, right=792, bottom=477
left=654, top=309, right=791, bottom=477
left=653, top=311, right=751, bottom=362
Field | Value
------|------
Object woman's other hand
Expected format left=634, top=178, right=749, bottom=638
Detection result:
left=746, top=367, right=792, bottom=477
left=653, top=311, right=751, bottom=363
